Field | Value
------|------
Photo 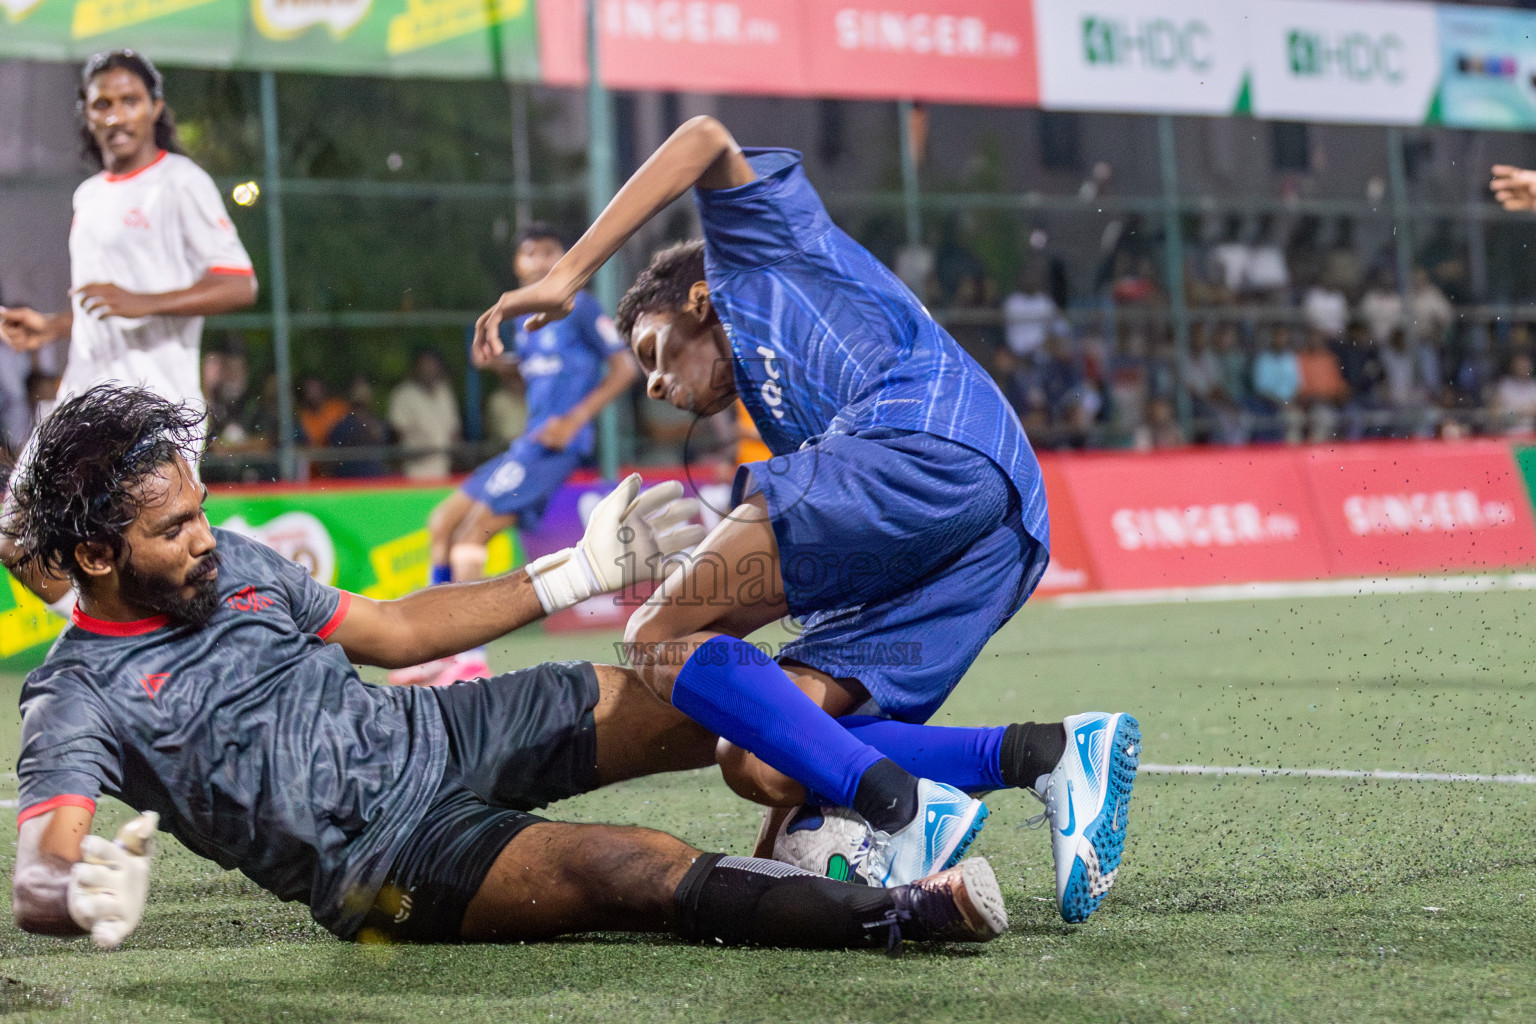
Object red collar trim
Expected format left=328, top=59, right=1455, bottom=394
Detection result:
left=71, top=606, right=170, bottom=636
left=103, top=150, right=168, bottom=183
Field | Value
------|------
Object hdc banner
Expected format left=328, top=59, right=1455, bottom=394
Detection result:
left=1245, top=0, right=1441, bottom=125
left=1033, top=0, right=1247, bottom=116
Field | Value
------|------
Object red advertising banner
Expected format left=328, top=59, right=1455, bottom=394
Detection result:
left=1033, top=457, right=1097, bottom=595
left=537, top=0, right=1038, bottom=104
left=1301, top=441, right=1536, bottom=577
left=801, top=1, right=1038, bottom=105
left=1058, top=448, right=1333, bottom=591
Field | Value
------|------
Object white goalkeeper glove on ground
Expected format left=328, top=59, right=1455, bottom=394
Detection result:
left=526, top=473, right=706, bottom=615
left=67, top=811, right=158, bottom=950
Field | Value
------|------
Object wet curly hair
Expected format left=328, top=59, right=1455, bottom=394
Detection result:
left=614, top=240, right=707, bottom=342
left=3, top=385, right=202, bottom=582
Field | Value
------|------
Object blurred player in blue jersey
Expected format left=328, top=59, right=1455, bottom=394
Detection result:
left=393, top=223, right=636, bottom=687
left=475, top=119, right=1140, bottom=921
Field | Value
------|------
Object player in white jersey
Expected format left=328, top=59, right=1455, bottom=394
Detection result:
left=0, top=50, right=257, bottom=609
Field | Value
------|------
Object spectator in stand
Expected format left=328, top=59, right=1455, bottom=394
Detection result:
left=328, top=376, right=391, bottom=478
left=1186, top=321, right=1246, bottom=445
left=1334, top=319, right=1384, bottom=440
left=1108, top=325, right=1151, bottom=439
left=1323, top=218, right=1364, bottom=301
left=388, top=347, right=461, bottom=479
left=297, top=376, right=350, bottom=449
left=1002, top=264, right=1057, bottom=361
left=1378, top=328, right=1440, bottom=437
left=1493, top=351, right=1536, bottom=436
left=1250, top=325, right=1300, bottom=442
left=1041, top=329, right=1099, bottom=445
left=1286, top=215, right=1325, bottom=293
left=1243, top=214, right=1290, bottom=303
left=1137, top=396, right=1186, bottom=451
left=1211, top=214, right=1251, bottom=296
left=1302, top=270, right=1349, bottom=341
left=483, top=362, right=528, bottom=446
left=1408, top=268, right=1454, bottom=345
left=1294, top=329, right=1349, bottom=442
left=1358, top=267, right=1403, bottom=345
left=1451, top=319, right=1497, bottom=412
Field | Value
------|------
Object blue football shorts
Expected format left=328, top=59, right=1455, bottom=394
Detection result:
left=735, top=428, right=1049, bottom=724
left=460, top=434, right=584, bottom=529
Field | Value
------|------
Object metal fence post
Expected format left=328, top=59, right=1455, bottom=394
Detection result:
left=1386, top=127, right=1416, bottom=338
left=259, top=70, right=295, bottom=480
left=586, top=0, right=621, bottom=481
left=1157, top=114, right=1192, bottom=433
left=897, top=99, right=921, bottom=249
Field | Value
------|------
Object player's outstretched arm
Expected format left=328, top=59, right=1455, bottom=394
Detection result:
left=473, top=116, right=757, bottom=362
left=14, top=805, right=157, bottom=949
left=0, top=307, right=71, bottom=352
left=330, top=476, right=704, bottom=667
left=73, top=272, right=257, bottom=321
left=536, top=351, right=639, bottom=450
left=1491, top=165, right=1536, bottom=211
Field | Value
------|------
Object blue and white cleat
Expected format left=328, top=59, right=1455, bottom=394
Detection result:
left=865, top=779, right=990, bottom=888
left=1043, top=712, right=1141, bottom=923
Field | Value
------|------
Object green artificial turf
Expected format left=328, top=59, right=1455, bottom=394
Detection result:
left=1, top=588, right=1533, bottom=1023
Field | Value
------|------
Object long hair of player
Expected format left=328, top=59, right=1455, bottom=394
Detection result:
left=3, top=385, right=203, bottom=582
left=76, top=50, right=187, bottom=170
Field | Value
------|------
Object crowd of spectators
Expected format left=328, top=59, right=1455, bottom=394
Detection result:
left=928, top=214, right=1536, bottom=452
left=15, top=212, right=1536, bottom=485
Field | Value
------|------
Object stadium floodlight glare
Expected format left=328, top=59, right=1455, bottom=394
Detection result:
left=231, top=181, right=260, bottom=206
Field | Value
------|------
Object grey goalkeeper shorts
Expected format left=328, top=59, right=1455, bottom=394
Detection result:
left=354, top=660, right=602, bottom=943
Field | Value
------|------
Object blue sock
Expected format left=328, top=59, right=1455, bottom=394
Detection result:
left=839, top=716, right=1007, bottom=792
left=672, top=636, right=887, bottom=808
left=430, top=564, right=452, bottom=586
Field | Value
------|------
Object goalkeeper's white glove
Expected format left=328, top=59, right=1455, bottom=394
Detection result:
left=67, top=811, right=158, bottom=950
left=526, top=473, right=706, bottom=615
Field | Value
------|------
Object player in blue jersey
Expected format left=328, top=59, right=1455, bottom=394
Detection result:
left=474, top=118, right=1141, bottom=922
left=7, top=385, right=1007, bottom=950
left=393, top=223, right=636, bottom=687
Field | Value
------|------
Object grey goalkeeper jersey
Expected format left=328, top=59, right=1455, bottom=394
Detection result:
left=15, top=529, right=449, bottom=937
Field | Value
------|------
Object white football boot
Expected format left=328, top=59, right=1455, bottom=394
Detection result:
left=865, top=779, right=990, bottom=888
left=1040, top=712, right=1141, bottom=923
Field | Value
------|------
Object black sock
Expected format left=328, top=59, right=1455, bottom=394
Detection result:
left=673, top=853, right=897, bottom=948
left=851, top=758, right=920, bottom=833
left=999, top=722, right=1067, bottom=789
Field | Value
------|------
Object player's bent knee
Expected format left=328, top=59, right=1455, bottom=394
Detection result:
left=718, top=740, right=806, bottom=807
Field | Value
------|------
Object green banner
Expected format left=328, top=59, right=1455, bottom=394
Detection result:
left=1516, top=446, right=1536, bottom=514
left=0, top=0, right=539, bottom=79
left=0, top=482, right=522, bottom=665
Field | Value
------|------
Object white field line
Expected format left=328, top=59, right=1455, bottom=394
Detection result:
left=1140, top=763, right=1536, bottom=785
left=1053, top=572, right=1536, bottom=608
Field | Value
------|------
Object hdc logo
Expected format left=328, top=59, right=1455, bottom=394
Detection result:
left=1081, top=16, right=1212, bottom=72
left=1287, top=30, right=1404, bottom=83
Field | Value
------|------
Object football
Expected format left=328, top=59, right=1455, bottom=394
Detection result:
left=771, top=805, right=875, bottom=885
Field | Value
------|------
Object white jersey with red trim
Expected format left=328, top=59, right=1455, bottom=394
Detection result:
left=62, top=150, right=255, bottom=410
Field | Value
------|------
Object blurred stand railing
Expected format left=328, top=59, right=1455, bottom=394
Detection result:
left=200, top=406, right=1534, bottom=485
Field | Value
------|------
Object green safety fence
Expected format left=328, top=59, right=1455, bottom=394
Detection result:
left=0, top=482, right=522, bottom=669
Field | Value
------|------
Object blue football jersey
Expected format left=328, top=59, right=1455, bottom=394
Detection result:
left=694, top=148, right=1048, bottom=545
left=496, top=290, right=625, bottom=455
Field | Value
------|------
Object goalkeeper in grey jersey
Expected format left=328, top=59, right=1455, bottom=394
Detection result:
left=7, top=384, right=1006, bottom=950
